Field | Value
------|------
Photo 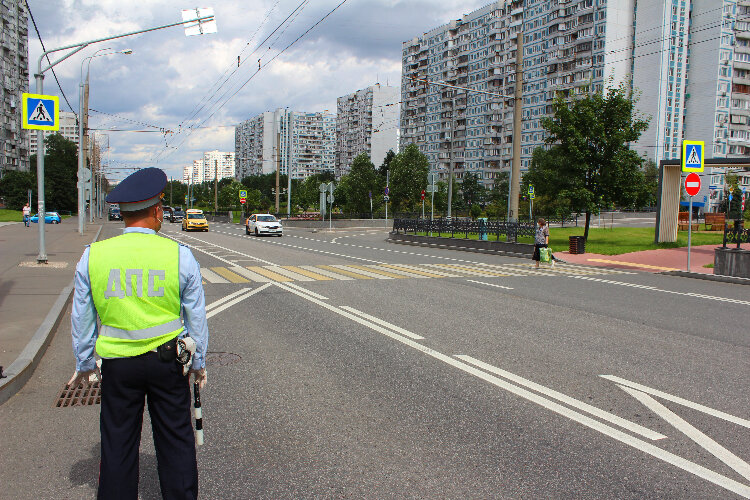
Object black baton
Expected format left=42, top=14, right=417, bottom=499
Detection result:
left=193, top=382, right=204, bottom=446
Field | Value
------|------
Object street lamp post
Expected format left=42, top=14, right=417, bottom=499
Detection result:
left=32, top=11, right=216, bottom=262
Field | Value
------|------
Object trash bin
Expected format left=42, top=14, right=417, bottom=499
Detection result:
left=569, top=235, right=585, bottom=254
left=478, top=217, right=488, bottom=241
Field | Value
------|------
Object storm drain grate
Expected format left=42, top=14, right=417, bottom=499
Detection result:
left=55, top=382, right=101, bottom=407
left=205, top=352, right=242, bottom=367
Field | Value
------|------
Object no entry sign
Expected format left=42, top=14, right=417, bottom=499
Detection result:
left=685, top=173, right=701, bottom=197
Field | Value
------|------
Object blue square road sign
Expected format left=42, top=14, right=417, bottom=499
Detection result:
left=22, top=93, right=59, bottom=131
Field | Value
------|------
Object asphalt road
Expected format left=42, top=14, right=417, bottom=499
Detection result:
left=1, top=219, right=749, bottom=499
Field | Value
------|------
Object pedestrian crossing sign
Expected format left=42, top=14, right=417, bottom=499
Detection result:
left=681, top=140, right=704, bottom=172
left=21, top=93, right=59, bottom=131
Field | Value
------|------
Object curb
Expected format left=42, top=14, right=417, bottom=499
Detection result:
left=387, top=235, right=532, bottom=258
left=659, top=270, right=750, bottom=285
left=0, top=225, right=104, bottom=406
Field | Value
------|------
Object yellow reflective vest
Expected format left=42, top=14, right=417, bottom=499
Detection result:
left=89, top=232, right=183, bottom=358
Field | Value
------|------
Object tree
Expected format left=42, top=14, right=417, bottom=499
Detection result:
left=461, top=171, right=483, bottom=209
left=390, top=144, right=429, bottom=211
left=0, top=170, right=35, bottom=209
left=487, top=172, right=509, bottom=218
left=40, top=133, right=78, bottom=212
left=218, top=180, right=245, bottom=208
left=525, top=86, right=649, bottom=240
left=379, top=149, right=396, bottom=179
left=342, top=153, right=379, bottom=213
left=635, top=159, right=659, bottom=209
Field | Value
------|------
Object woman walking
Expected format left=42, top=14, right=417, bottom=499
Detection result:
left=533, top=217, right=555, bottom=269
left=22, top=203, right=31, bottom=227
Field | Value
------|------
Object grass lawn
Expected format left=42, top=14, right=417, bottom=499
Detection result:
left=0, top=208, right=22, bottom=222
left=414, top=226, right=725, bottom=256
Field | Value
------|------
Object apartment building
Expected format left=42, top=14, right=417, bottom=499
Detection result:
left=400, top=0, right=636, bottom=187
left=29, top=111, right=79, bottom=156
left=235, top=108, right=336, bottom=180
left=336, top=83, right=400, bottom=177
left=182, top=150, right=235, bottom=184
left=1, top=0, right=29, bottom=175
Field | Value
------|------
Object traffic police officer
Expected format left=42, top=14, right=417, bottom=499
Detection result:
left=69, top=167, right=208, bottom=499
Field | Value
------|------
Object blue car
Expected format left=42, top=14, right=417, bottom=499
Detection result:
left=30, top=212, right=62, bottom=224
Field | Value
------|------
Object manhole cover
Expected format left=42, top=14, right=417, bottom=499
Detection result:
left=205, top=352, right=242, bottom=366
left=55, top=382, right=101, bottom=407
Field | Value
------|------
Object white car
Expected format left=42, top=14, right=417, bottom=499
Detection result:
left=246, top=213, right=283, bottom=236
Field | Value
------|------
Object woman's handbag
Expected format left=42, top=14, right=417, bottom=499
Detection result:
left=540, top=247, right=552, bottom=263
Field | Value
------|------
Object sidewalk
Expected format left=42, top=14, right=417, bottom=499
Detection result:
left=0, top=218, right=102, bottom=403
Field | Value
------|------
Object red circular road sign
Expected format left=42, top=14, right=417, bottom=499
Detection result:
left=240, top=198, right=246, bottom=204
left=685, top=173, right=701, bottom=197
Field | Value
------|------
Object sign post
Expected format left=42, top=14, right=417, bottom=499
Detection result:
left=528, top=185, right=535, bottom=221
left=684, top=172, right=701, bottom=272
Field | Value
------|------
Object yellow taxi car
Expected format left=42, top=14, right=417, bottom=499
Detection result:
left=182, top=209, right=209, bottom=232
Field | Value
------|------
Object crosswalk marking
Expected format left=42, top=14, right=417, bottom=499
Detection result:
left=210, top=267, right=249, bottom=283
left=198, top=262, right=632, bottom=284
left=281, top=266, right=334, bottom=281
left=318, top=265, right=374, bottom=279
left=246, top=266, right=294, bottom=282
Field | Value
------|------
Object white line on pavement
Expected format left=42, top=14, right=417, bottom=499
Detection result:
left=601, top=375, right=750, bottom=429
left=280, top=282, right=329, bottom=300
left=206, top=288, right=252, bottom=311
left=200, top=267, right=229, bottom=284
left=277, top=288, right=750, bottom=498
left=206, top=284, right=271, bottom=319
left=466, top=280, right=514, bottom=290
left=571, top=276, right=750, bottom=305
left=619, top=385, right=750, bottom=482
left=456, top=355, right=664, bottom=440
left=339, top=306, right=425, bottom=340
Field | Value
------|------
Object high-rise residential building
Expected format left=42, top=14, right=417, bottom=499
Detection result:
left=1, top=0, right=29, bottom=175
left=336, top=83, right=400, bottom=177
left=235, top=108, right=336, bottom=180
left=182, top=150, right=235, bottom=184
left=29, top=111, right=79, bottom=156
left=400, top=0, right=637, bottom=187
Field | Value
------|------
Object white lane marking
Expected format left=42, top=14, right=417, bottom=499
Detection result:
left=466, top=280, right=514, bottom=290
left=424, top=263, right=508, bottom=277
left=206, top=288, right=252, bottom=311
left=383, top=263, right=462, bottom=277
left=280, top=282, right=328, bottom=300
left=279, top=289, right=750, bottom=498
left=619, top=385, right=750, bottom=482
left=200, top=267, right=229, bottom=284
left=339, top=306, right=425, bottom=340
left=457, top=356, right=664, bottom=440
left=330, top=264, right=393, bottom=279
left=601, top=375, right=750, bottom=429
left=299, top=265, right=354, bottom=281
left=265, top=266, right=316, bottom=282
left=206, top=284, right=271, bottom=319
left=572, top=276, right=750, bottom=306
left=166, top=234, right=277, bottom=266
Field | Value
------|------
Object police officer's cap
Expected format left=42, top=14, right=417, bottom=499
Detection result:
left=106, top=167, right=167, bottom=212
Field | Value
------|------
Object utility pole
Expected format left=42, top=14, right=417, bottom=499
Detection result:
left=214, top=159, right=218, bottom=213
left=508, top=31, right=524, bottom=225
left=170, top=176, right=173, bottom=206
left=275, top=132, right=280, bottom=213
left=447, top=92, right=455, bottom=218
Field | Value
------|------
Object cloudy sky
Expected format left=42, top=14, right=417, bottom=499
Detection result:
left=26, top=0, right=490, bottom=182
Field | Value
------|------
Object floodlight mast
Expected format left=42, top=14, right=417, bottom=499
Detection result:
left=32, top=14, right=215, bottom=263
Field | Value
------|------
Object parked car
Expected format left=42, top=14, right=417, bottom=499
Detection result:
left=246, top=213, right=282, bottom=236
left=182, top=209, right=209, bottom=232
left=30, top=212, right=62, bottom=224
left=170, top=207, right=184, bottom=223
left=108, top=207, right=122, bottom=221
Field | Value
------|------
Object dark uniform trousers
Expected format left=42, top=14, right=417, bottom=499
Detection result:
left=98, top=351, right=198, bottom=500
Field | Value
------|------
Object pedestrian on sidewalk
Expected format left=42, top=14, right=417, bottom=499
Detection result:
left=22, top=203, right=30, bottom=227
left=68, top=167, right=209, bottom=500
left=533, top=217, right=556, bottom=269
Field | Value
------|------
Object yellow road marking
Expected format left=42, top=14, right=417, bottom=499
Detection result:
left=378, top=263, right=447, bottom=278
left=247, top=266, right=294, bottom=282
left=281, top=266, right=333, bottom=281
left=210, top=267, right=250, bottom=283
left=317, top=265, right=373, bottom=279
left=586, top=259, right=678, bottom=272
left=346, top=264, right=408, bottom=279
left=434, top=263, right=511, bottom=277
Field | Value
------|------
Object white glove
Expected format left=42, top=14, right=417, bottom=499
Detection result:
left=190, top=368, right=207, bottom=390
left=67, top=365, right=102, bottom=388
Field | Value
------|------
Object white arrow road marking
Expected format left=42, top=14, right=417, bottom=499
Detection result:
left=206, top=284, right=271, bottom=319
left=272, top=286, right=750, bottom=497
left=601, top=375, right=750, bottom=429
left=166, top=233, right=277, bottom=266
left=619, top=385, right=750, bottom=482
left=457, top=355, right=665, bottom=441
left=206, top=288, right=252, bottom=311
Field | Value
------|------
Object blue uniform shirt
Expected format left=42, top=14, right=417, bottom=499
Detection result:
left=71, top=227, right=209, bottom=372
